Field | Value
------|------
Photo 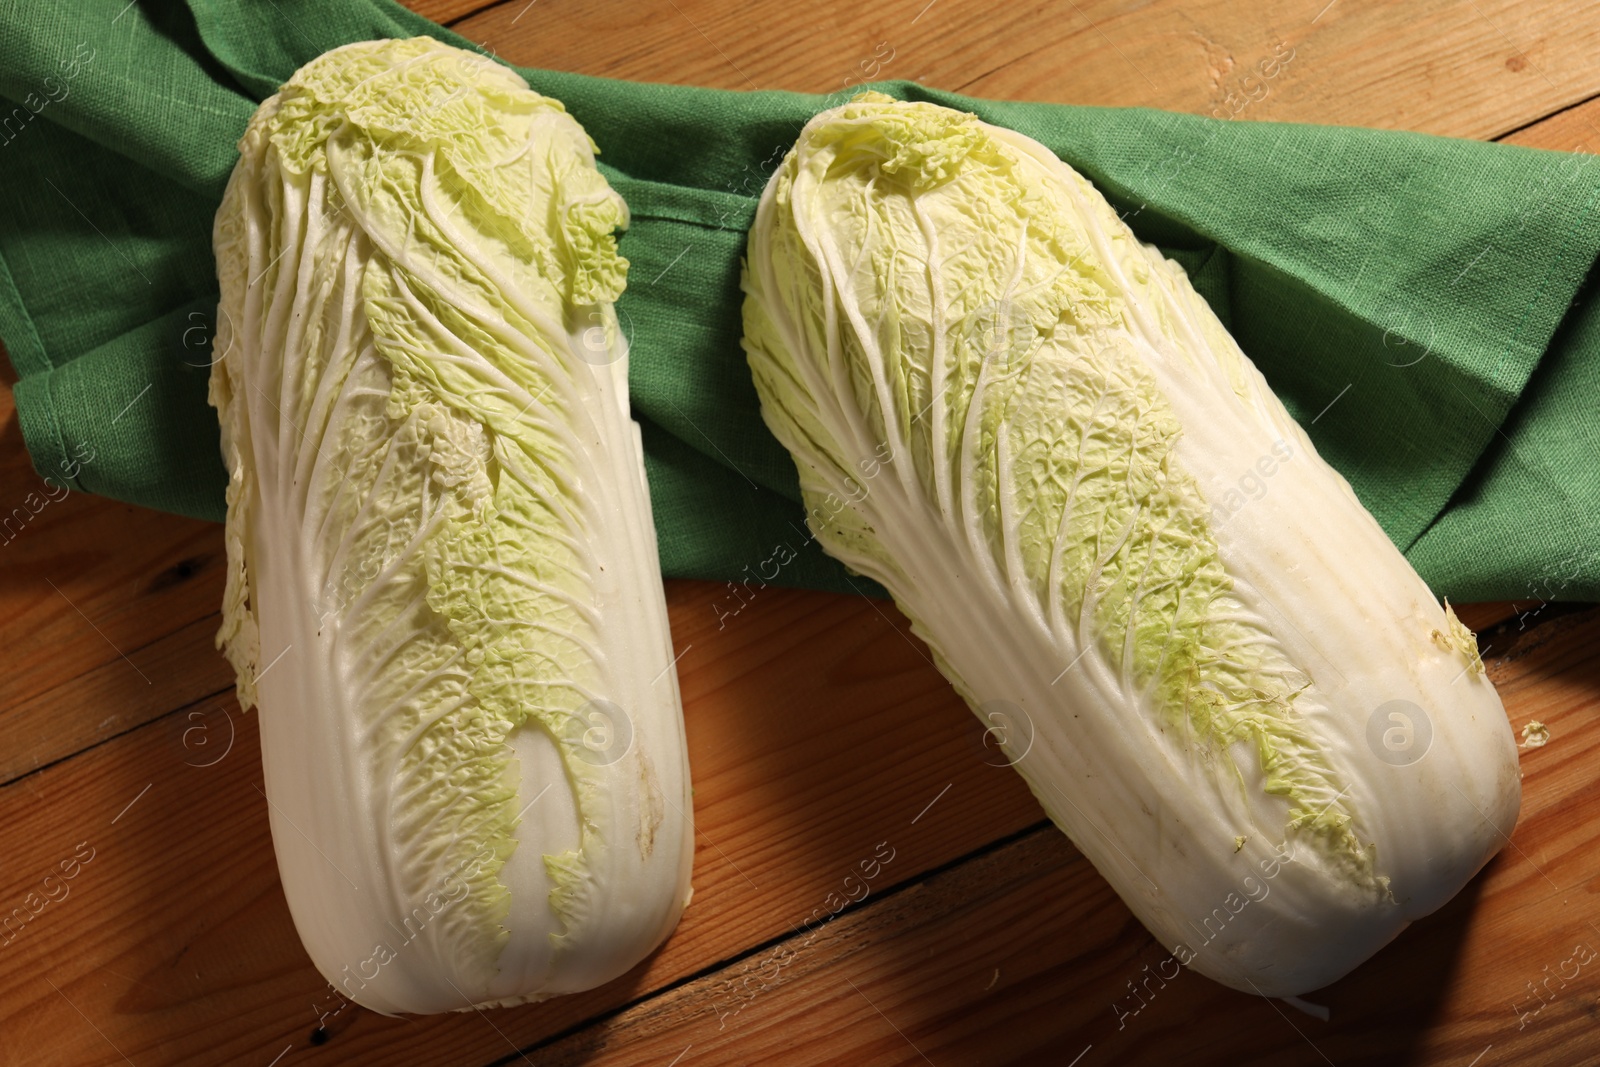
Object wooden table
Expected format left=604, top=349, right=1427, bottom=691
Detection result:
left=3, top=1, right=1598, bottom=1064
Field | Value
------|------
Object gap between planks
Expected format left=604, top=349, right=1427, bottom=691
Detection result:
left=486, top=820, right=1056, bottom=1066
left=0, top=681, right=237, bottom=792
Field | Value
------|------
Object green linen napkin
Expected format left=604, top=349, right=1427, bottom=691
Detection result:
left=2, top=0, right=1597, bottom=602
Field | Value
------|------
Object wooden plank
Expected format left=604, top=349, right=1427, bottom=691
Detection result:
left=456, top=0, right=1600, bottom=141
left=1500, top=94, right=1600, bottom=151
left=406, top=0, right=503, bottom=26
left=530, top=828, right=1147, bottom=1067
left=498, top=605, right=1600, bottom=1067
left=0, top=383, right=236, bottom=780
left=0, top=583, right=1051, bottom=1066
left=0, top=615, right=233, bottom=785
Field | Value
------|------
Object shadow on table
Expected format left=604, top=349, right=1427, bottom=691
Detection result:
left=1031, top=852, right=1492, bottom=1067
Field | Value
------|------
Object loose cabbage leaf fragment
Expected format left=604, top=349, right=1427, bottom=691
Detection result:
left=211, top=37, right=692, bottom=1014
left=741, top=92, right=1520, bottom=997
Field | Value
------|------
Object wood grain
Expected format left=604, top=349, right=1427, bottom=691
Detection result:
left=0, top=615, right=232, bottom=785
left=456, top=0, right=1600, bottom=141
left=0, top=386, right=234, bottom=785
left=405, top=0, right=502, bottom=25
left=1501, top=94, right=1600, bottom=152
left=0, top=2, right=1597, bottom=1066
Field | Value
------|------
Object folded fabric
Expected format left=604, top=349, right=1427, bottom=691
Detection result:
left=2, top=0, right=1597, bottom=602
